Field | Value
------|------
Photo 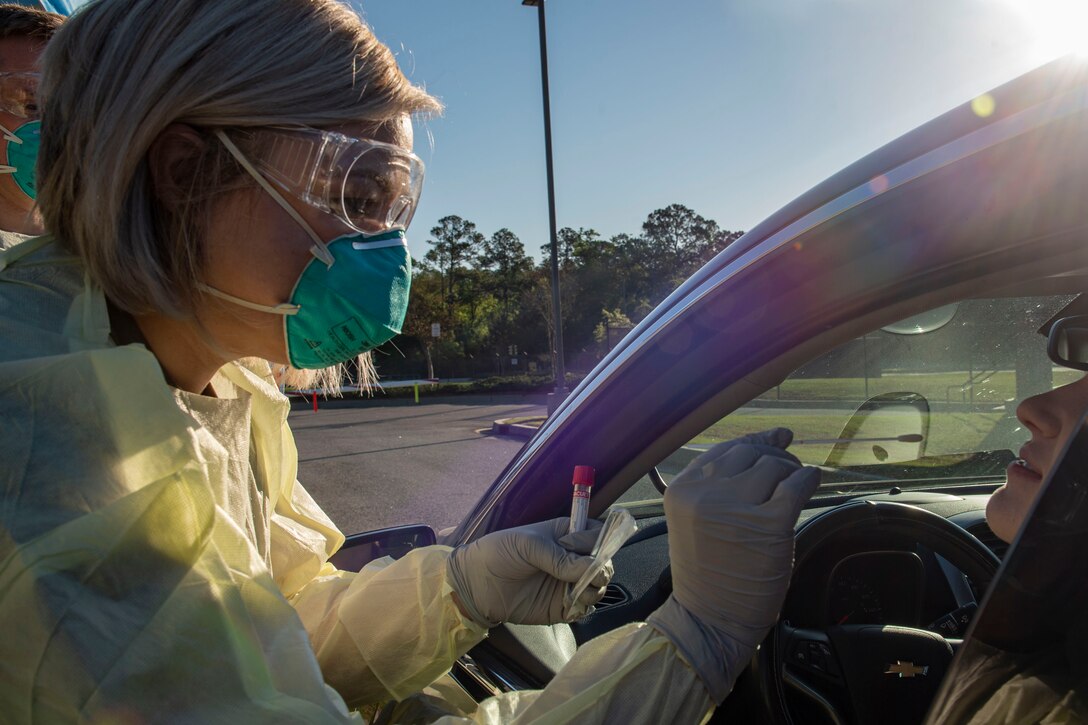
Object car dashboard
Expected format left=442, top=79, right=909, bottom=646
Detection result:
left=456, top=490, right=1005, bottom=701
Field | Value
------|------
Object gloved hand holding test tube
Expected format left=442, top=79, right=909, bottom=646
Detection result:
left=563, top=508, right=637, bottom=619
left=563, top=466, right=638, bottom=620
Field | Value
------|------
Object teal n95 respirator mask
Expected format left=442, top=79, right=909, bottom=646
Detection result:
left=0, top=120, right=40, bottom=201
left=200, top=128, right=419, bottom=369
left=0, top=72, right=43, bottom=200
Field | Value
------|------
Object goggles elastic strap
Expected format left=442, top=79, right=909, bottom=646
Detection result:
left=216, top=130, right=335, bottom=266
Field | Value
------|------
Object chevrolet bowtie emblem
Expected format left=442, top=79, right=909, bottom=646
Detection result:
left=885, top=661, right=928, bottom=678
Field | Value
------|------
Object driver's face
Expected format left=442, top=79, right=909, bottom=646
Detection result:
left=986, top=373, right=1088, bottom=543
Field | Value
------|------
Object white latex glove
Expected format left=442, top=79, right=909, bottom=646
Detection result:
left=447, top=517, right=612, bottom=627
left=647, top=428, right=820, bottom=703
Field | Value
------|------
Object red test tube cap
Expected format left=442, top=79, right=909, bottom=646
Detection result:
left=572, top=465, right=595, bottom=487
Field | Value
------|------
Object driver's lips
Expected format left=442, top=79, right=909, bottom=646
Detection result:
left=1006, top=447, right=1044, bottom=489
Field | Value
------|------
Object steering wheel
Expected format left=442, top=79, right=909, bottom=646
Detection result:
left=753, top=501, right=1001, bottom=725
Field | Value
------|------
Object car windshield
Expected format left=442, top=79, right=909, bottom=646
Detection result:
left=624, top=294, right=1077, bottom=500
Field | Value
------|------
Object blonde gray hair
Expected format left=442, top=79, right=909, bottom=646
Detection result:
left=37, top=0, right=439, bottom=393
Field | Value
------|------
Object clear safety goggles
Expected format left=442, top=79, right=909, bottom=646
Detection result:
left=231, top=125, right=425, bottom=233
left=0, top=72, right=40, bottom=119
left=1048, top=315, right=1088, bottom=372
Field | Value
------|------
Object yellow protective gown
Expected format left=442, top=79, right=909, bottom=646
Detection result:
left=0, top=229, right=28, bottom=249
left=0, top=236, right=715, bottom=724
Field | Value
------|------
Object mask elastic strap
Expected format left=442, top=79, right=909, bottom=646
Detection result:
left=215, top=130, right=335, bottom=266
left=0, top=124, right=21, bottom=145
left=0, top=123, right=21, bottom=175
left=197, top=282, right=300, bottom=316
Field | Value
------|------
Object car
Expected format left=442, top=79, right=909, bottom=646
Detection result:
left=333, top=55, right=1088, bottom=724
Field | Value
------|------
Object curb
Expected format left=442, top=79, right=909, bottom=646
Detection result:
left=491, top=418, right=542, bottom=438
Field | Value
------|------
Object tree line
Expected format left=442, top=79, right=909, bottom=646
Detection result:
left=381, top=203, right=743, bottom=380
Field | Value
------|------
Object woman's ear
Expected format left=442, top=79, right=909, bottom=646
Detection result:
left=148, top=123, right=207, bottom=208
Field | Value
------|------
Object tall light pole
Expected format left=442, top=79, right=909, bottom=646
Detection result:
left=522, top=0, right=568, bottom=413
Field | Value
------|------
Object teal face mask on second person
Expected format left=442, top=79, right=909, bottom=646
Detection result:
left=0, top=120, right=40, bottom=200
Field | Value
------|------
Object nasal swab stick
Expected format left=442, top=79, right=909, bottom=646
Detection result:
left=792, top=433, right=924, bottom=445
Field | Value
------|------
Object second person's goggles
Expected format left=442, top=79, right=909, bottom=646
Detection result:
left=229, top=125, right=425, bottom=233
left=0, top=72, right=41, bottom=119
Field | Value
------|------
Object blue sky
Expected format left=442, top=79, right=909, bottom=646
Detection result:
left=353, top=0, right=1074, bottom=262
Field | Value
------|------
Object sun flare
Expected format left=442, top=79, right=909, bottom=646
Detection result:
left=1000, top=0, right=1088, bottom=57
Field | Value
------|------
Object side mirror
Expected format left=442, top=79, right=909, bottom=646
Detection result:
left=328, top=524, right=437, bottom=573
left=823, top=391, right=930, bottom=467
left=881, top=303, right=959, bottom=335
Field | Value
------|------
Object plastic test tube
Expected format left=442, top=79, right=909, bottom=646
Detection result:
left=569, top=465, right=595, bottom=535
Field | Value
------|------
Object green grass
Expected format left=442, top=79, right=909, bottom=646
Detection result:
left=758, top=370, right=1081, bottom=404
left=690, top=411, right=1006, bottom=466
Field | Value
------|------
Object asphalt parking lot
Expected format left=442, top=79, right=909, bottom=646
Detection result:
left=290, top=393, right=545, bottom=535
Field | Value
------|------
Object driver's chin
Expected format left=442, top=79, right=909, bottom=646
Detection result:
left=985, top=483, right=1032, bottom=545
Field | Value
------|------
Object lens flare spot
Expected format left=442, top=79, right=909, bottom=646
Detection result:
left=971, top=94, right=996, bottom=118
left=868, top=175, right=889, bottom=194
left=793, top=242, right=804, bottom=251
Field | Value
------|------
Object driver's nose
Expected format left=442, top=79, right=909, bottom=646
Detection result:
left=1014, top=374, right=1088, bottom=471
left=1015, top=387, right=1063, bottom=443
